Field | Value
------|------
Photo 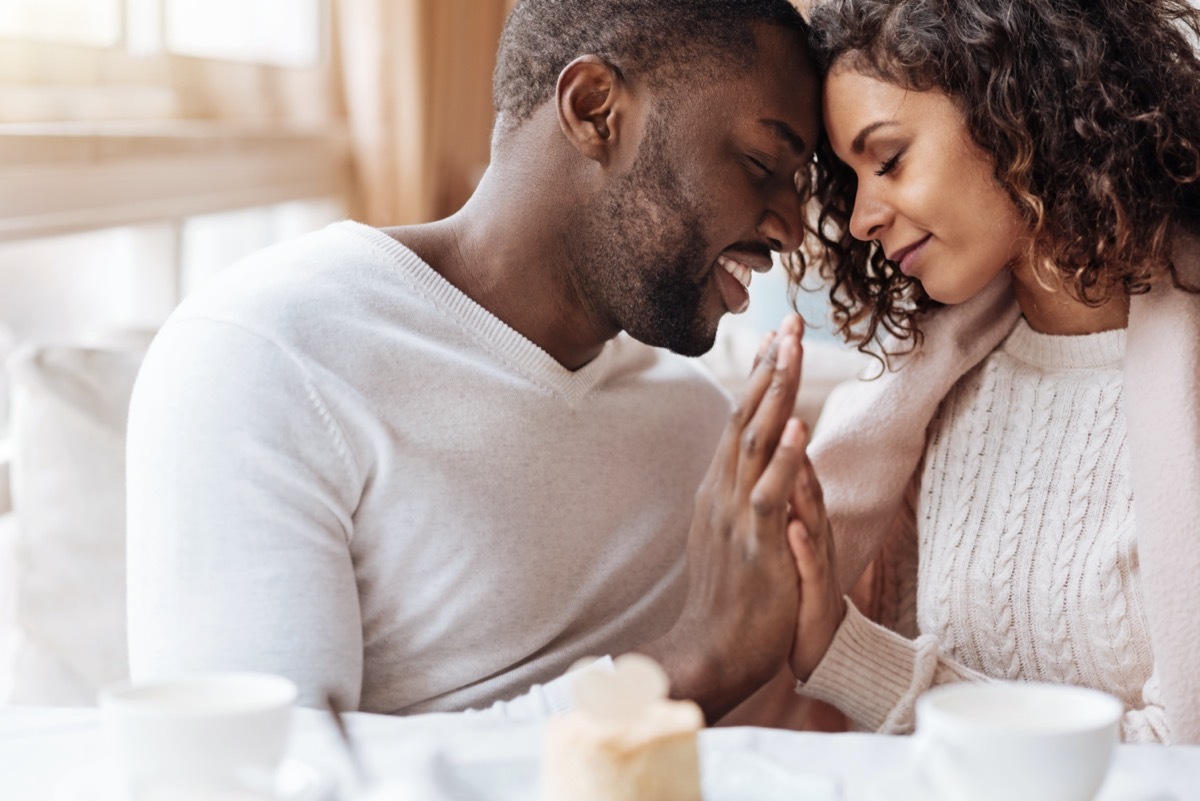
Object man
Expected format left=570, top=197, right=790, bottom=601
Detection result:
left=126, top=0, right=821, bottom=722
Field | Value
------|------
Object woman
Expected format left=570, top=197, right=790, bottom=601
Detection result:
left=782, top=0, right=1200, bottom=743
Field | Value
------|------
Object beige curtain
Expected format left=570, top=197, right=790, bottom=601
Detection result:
left=335, top=0, right=515, bottom=225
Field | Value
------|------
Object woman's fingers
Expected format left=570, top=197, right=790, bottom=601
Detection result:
left=786, top=518, right=812, bottom=574
left=785, top=431, right=849, bottom=683
left=789, top=424, right=826, bottom=537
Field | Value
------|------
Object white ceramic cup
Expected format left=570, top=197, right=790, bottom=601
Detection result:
left=914, top=682, right=1123, bottom=801
left=100, top=672, right=298, bottom=800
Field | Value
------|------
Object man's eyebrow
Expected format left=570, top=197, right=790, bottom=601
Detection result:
left=759, top=119, right=807, bottom=155
left=852, top=121, right=900, bottom=154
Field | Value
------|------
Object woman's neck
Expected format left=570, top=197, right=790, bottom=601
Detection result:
left=1010, top=261, right=1130, bottom=335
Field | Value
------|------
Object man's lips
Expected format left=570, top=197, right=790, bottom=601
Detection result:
left=714, top=248, right=772, bottom=314
left=886, top=234, right=932, bottom=275
left=718, top=249, right=773, bottom=287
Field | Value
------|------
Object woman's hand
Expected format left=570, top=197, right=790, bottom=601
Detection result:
left=787, top=423, right=848, bottom=683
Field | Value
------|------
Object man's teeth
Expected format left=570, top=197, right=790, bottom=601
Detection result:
left=718, top=256, right=752, bottom=290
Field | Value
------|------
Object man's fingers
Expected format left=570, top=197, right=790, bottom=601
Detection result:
left=735, top=318, right=804, bottom=496
left=747, top=416, right=805, bottom=539
left=711, top=331, right=781, bottom=479
left=750, top=330, right=774, bottom=372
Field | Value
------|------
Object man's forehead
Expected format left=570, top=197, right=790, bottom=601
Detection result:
left=737, top=29, right=822, bottom=144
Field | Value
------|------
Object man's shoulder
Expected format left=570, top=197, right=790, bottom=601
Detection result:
left=157, top=223, right=443, bottom=363
left=136, top=222, right=451, bottom=403
left=171, top=222, right=387, bottom=327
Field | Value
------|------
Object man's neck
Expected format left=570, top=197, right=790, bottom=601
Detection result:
left=383, top=165, right=616, bottom=371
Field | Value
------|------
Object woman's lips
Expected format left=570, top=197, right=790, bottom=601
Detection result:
left=890, top=234, right=932, bottom=276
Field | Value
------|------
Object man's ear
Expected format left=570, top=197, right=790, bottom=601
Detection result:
left=556, top=55, right=626, bottom=166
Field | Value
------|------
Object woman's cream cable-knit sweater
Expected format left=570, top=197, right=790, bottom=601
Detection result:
left=798, top=232, right=1200, bottom=744
left=797, top=320, right=1167, bottom=742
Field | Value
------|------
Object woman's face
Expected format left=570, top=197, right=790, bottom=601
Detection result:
left=823, top=66, right=1029, bottom=305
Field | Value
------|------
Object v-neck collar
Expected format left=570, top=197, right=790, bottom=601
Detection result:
left=344, top=221, right=616, bottom=406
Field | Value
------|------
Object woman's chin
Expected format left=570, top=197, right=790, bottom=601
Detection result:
left=919, top=270, right=1007, bottom=307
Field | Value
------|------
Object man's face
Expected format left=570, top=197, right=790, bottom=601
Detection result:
left=570, top=25, right=821, bottom=356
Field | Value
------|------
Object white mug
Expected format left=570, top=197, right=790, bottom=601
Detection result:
left=914, top=682, right=1122, bottom=801
left=100, top=672, right=298, bottom=800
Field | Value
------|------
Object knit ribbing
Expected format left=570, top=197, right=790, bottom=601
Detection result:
left=342, top=221, right=615, bottom=407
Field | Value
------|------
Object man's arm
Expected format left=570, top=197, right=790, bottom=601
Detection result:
left=126, top=317, right=365, bottom=710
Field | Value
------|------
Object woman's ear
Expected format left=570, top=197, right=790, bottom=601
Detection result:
left=556, top=55, right=626, bottom=166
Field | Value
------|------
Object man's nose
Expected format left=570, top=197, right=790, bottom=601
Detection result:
left=757, top=186, right=804, bottom=253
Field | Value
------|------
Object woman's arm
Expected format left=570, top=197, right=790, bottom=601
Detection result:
left=788, top=455, right=1173, bottom=743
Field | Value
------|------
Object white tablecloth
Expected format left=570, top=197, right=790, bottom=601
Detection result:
left=2, top=707, right=1199, bottom=801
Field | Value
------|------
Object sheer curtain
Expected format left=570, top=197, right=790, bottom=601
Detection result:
left=335, top=0, right=513, bottom=225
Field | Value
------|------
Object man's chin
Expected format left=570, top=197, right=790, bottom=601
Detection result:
left=631, top=321, right=717, bottom=357
left=666, top=332, right=717, bottom=358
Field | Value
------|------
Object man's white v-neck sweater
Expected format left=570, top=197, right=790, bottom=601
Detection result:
left=126, top=222, right=730, bottom=715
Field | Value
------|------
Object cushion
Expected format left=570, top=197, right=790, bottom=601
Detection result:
left=6, top=334, right=152, bottom=705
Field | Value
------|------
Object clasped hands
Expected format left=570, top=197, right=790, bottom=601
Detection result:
left=640, top=315, right=848, bottom=721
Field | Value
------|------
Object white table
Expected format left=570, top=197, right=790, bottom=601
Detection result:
left=3, top=706, right=1199, bottom=801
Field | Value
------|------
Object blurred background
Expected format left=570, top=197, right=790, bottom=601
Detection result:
left=0, top=0, right=515, bottom=372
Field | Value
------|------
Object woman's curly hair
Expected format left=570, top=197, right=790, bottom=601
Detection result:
left=791, top=0, right=1200, bottom=356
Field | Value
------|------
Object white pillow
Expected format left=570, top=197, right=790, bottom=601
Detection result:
left=6, top=336, right=151, bottom=705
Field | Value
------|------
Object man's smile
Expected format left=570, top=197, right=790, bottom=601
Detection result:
left=713, top=247, right=772, bottom=314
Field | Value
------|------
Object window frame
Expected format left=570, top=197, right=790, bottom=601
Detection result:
left=0, top=0, right=347, bottom=481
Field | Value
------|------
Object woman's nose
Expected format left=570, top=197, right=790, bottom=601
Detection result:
left=848, top=185, right=891, bottom=242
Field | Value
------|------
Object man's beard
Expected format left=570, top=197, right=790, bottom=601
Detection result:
left=568, top=115, right=719, bottom=357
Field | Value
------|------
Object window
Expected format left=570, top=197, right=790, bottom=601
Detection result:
left=0, top=0, right=121, bottom=48
left=0, top=0, right=336, bottom=124
left=1, top=0, right=323, bottom=64
left=165, top=0, right=323, bottom=66
left=0, top=0, right=348, bottom=448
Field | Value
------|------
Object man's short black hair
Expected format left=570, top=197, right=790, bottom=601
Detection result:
left=493, top=0, right=810, bottom=135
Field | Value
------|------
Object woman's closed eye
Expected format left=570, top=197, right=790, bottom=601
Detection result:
left=874, top=150, right=904, bottom=177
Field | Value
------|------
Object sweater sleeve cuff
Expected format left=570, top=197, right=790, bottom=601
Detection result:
left=793, top=598, right=929, bottom=732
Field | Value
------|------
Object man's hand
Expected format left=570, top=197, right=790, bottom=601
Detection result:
left=787, top=422, right=848, bottom=683
left=639, top=315, right=807, bottom=722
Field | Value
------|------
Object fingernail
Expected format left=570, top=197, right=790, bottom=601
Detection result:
left=777, top=336, right=794, bottom=371
left=782, top=417, right=801, bottom=446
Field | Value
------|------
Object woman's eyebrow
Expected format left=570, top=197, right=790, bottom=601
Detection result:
left=852, top=121, right=900, bottom=154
